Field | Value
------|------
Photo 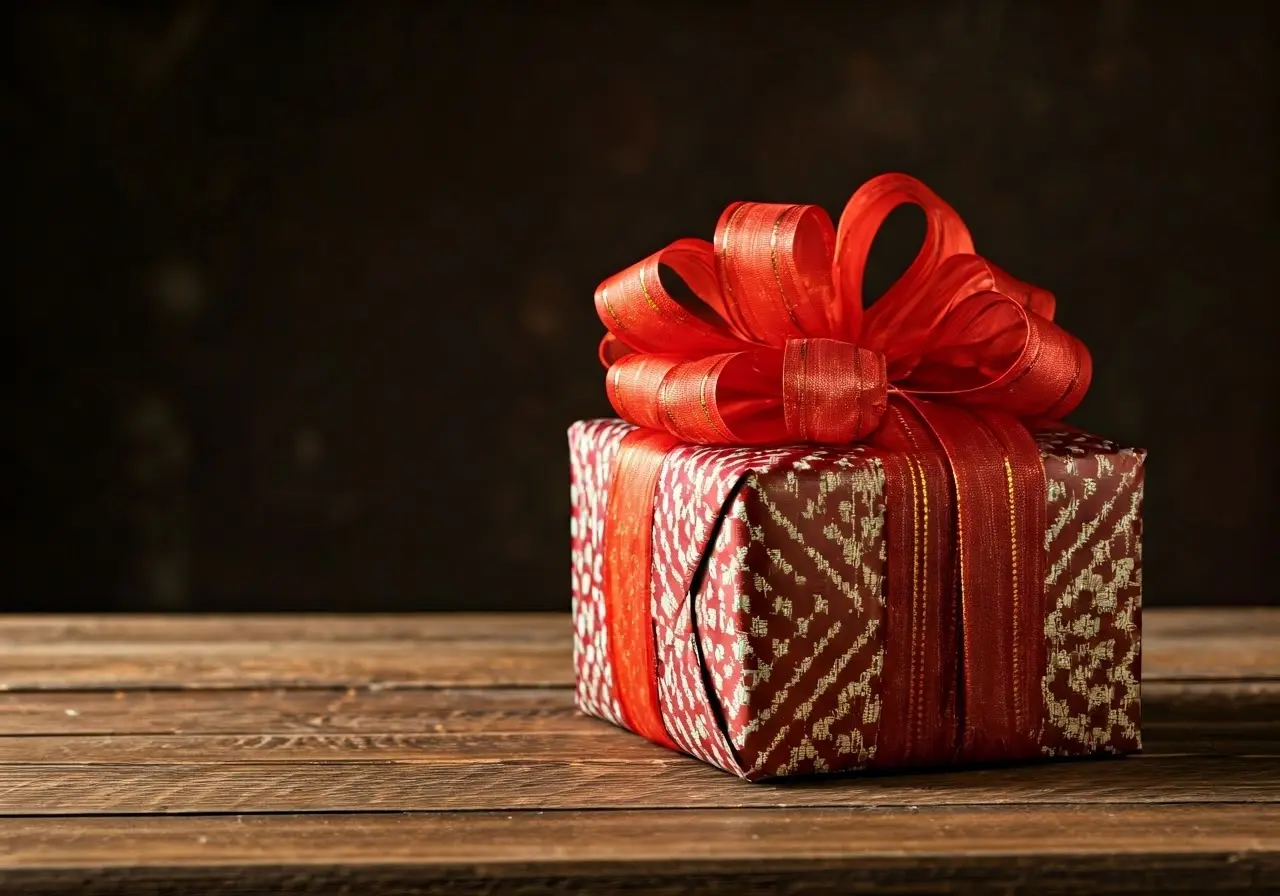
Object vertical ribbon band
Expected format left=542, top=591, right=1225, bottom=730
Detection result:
left=908, top=400, right=1048, bottom=762
left=601, top=429, right=680, bottom=750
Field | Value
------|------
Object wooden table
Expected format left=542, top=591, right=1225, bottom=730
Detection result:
left=0, top=609, right=1276, bottom=894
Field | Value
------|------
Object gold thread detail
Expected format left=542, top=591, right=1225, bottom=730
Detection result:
left=891, top=406, right=923, bottom=450
left=769, top=206, right=804, bottom=330
left=637, top=265, right=675, bottom=321
left=852, top=347, right=864, bottom=438
left=658, top=375, right=681, bottom=438
left=599, top=286, right=628, bottom=333
left=954, top=455, right=968, bottom=749
left=1044, top=337, right=1083, bottom=418
left=915, top=454, right=930, bottom=748
left=718, top=204, right=752, bottom=337
left=797, top=340, right=809, bottom=441
left=905, top=456, right=922, bottom=758
left=610, top=364, right=630, bottom=421
left=1003, top=454, right=1022, bottom=733
left=698, top=360, right=732, bottom=443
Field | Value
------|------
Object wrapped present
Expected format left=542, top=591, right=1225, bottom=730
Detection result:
left=570, top=174, right=1144, bottom=780
left=570, top=418, right=1144, bottom=779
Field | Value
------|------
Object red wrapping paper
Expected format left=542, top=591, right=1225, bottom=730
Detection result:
left=570, top=418, right=1143, bottom=780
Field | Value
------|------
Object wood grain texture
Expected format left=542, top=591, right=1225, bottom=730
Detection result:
left=1142, top=680, right=1280, bottom=724
left=1, top=721, right=1277, bottom=766
left=3, top=754, right=1277, bottom=816
left=1140, top=609, right=1280, bottom=679
left=0, top=613, right=568, bottom=644
left=2, top=806, right=1277, bottom=895
left=0, top=640, right=572, bottom=691
left=1142, top=608, right=1280, bottom=640
left=0, top=687, right=577, bottom=735
left=0, top=730, right=679, bottom=763
left=2, top=680, right=1275, bottom=737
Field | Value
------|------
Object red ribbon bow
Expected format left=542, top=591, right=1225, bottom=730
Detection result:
left=597, top=173, right=1089, bottom=443
left=595, top=174, right=1092, bottom=768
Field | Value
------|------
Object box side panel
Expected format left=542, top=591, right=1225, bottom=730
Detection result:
left=1037, top=431, right=1145, bottom=756
left=568, top=419, right=630, bottom=728
left=712, top=451, right=890, bottom=780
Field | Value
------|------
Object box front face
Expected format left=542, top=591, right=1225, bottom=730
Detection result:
left=571, top=420, right=1144, bottom=779
left=646, top=438, right=841, bottom=773
left=694, top=459, right=891, bottom=779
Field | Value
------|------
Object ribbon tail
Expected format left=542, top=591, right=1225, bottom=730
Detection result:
left=602, top=428, right=681, bottom=751
left=870, top=397, right=959, bottom=767
left=910, top=399, right=1047, bottom=762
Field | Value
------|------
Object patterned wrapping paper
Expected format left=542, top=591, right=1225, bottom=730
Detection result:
left=570, top=418, right=1144, bottom=781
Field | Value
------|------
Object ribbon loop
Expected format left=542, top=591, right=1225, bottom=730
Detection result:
left=904, top=292, right=1092, bottom=420
left=714, top=202, right=837, bottom=344
left=782, top=339, right=887, bottom=443
left=594, top=239, right=741, bottom=358
left=835, top=173, right=976, bottom=344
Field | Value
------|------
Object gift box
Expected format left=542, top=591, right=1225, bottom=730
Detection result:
left=570, top=418, right=1143, bottom=780
left=570, top=173, right=1144, bottom=780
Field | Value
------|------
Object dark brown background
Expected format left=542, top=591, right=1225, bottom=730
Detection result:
left=6, top=1, right=1277, bottom=612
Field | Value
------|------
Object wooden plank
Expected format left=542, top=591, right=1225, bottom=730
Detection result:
left=0, top=678, right=1266, bottom=737
left=2, top=679, right=1274, bottom=737
left=0, top=731, right=682, bottom=763
left=2, top=806, right=1277, bottom=895
left=0, top=609, right=1273, bottom=692
left=1143, top=640, right=1280, bottom=680
left=0, top=754, right=1275, bottom=816
left=1142, top=680, right=1280, bottom=724
left=0, top=682, right=1274, bottom=756
left=0, top=613, right=568, bottom=644
left=1142, top=607, right=1280, bottom=639
left=1140, top=608, right=1280, bottom=679
left=0, top=718, right=1275, bottom=766
left=0, top=640, right=573, bottom=691
left=0, top=687, right=577, bottom=735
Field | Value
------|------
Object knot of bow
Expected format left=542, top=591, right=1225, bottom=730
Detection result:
left=596, top=174, right=1090, bottom=445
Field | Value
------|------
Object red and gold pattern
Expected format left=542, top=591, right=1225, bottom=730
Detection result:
left=1038, top=431, right=1144, bottom=758
left=570, top=419, right=1144, bottom=779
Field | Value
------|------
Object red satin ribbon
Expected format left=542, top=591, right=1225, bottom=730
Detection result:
left=597, top=174, right=1091, bottom=766
left=601, top=428, right=680, bottom=751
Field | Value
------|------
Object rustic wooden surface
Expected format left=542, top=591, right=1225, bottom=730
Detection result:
left=0, top=610, right=1276, bottom=894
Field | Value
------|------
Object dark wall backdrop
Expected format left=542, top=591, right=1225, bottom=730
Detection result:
left=6, top=1, right=1277, bottom=612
